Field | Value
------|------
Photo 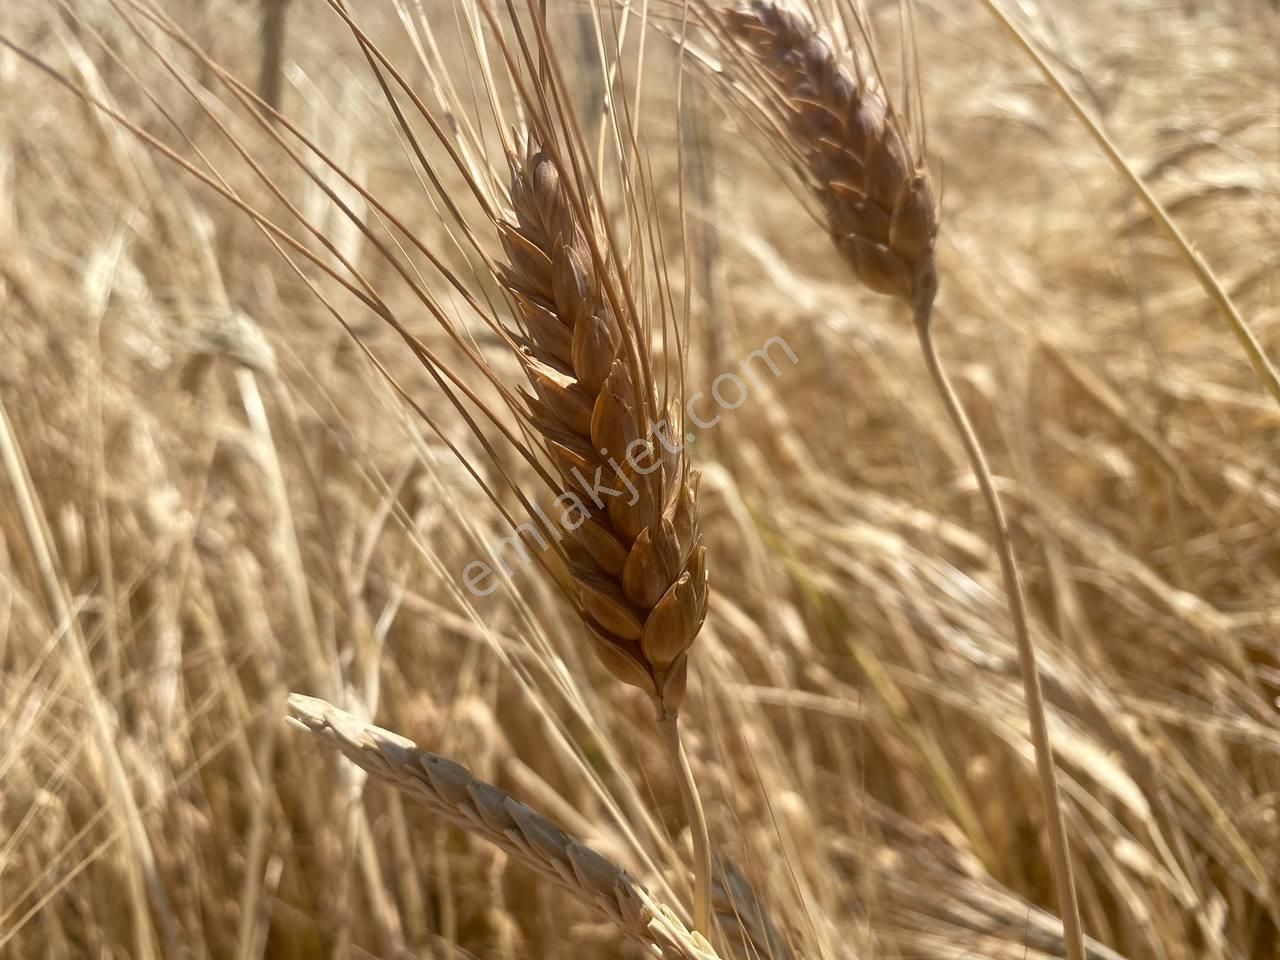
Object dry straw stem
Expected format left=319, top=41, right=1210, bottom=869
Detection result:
left=285, top=694, right=720, bottom=960
left=911, top=327, right=1086, bottom=960
left=706, top=3, right=1084, bottom=959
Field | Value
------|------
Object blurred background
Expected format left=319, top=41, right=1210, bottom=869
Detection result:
left=0, top=1, right=1277, bottom=958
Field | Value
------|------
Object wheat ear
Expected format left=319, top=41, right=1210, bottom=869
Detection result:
left=721, top=1, right=938, bottom=310
left=499, top=137, right=714, bottom=934
left=286, top=695, right=720, bottom=959
left=712, top=858, right=793, bottom=960
left=711, top=5, right=1084, bottom=958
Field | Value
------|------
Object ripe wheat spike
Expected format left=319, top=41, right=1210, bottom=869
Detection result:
left=714, top=0, right=938, bottom=311
left=501, top=137, right=709, bottom=722
left=499, top=136, right=718, bottom=934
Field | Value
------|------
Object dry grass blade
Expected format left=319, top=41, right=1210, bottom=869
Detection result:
left=285, top=694, right=720, bottom=960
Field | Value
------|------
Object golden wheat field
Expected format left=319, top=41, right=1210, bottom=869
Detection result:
left=1, top=0, right=1278, bottom=957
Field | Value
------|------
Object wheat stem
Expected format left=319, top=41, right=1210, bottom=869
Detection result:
left=913, top=305, right=1086, bottom=960
left=257, top=0, right=289, bottom=114
left=657, top=711, right=713, bottom=939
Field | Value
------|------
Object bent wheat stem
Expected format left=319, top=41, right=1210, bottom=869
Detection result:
left=914, top=305, right=1085, bottom=960
left=658, top=711, right=713, bottom=937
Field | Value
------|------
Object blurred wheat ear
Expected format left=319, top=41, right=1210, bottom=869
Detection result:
left=690, top=3, right=1084, bottom=958
left=286, top=695, right=722, bottom=959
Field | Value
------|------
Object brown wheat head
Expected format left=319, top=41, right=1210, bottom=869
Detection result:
left=499, top=137, right=709, bottom=721
left=717, top=0, right=938, bottom=313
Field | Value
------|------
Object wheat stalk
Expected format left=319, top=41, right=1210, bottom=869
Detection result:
left=286, top=694, right=720, bottom=960
left=695, top=4, right=1085, bottom=959
left=257, top=0, right=290, bottom=113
